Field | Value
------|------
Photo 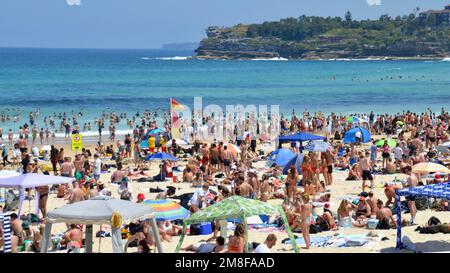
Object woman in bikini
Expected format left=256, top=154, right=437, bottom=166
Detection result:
left=301, top=155, right=312, bottom=183
left=285, top=166, right=298, bottom=203
left=337, top=199, right=356, bottom=228
left=227, top=224, right=245, bottom=253
left=381, top=142, right=390, bottom=169
left=310, top=152, right=320, bottom=181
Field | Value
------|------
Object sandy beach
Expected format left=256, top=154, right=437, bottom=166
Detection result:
left=3, top=135, right=448, bottom=254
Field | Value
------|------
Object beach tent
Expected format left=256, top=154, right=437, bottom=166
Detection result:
left=144, top=152, right=178, bottom=161
left=175, top=196, right=299, bottom=253
left=41, top=196, right=164, bottom=253
left=266, top=148, right=296, bottom=168
left=142, top=199, right=189, bottom=221
left=0, top=212, right=11, bottom=253
left=0, top=173, right=74, bottom=217
left=140, top=128, right=170, bottom=149
left=282, top=154, right=304, bottom=175
left=305, top=140, right=332, bottom=152
left=343, top=127, right=371, bottom=144
left=395, top=182, right=450, bottom=249
left=278, top=132, right=326, bottom=143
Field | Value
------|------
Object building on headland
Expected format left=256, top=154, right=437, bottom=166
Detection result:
left=419, top=5, right=450, bottom=25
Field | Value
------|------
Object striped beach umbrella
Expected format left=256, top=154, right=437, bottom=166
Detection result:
left=142, top=199, right=189, bottom=221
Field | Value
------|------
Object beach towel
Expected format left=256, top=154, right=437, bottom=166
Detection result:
left=1, top=213, right=11, bottom=253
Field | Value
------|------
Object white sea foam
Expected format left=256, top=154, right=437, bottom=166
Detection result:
left=251, top=57, right=288, bottom=61
left=441, top=57, right=450, bottom=62
left=155, top=56, right=190, bottom=61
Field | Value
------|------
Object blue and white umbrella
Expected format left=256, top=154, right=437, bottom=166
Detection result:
left=305, top=140, right=332, bottom=152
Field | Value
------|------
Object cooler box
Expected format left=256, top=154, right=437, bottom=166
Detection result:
left=367, top=218, right=379, bottom=230
left=199, top=222, right=213, bottom=235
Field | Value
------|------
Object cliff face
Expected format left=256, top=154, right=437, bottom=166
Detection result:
left=195, top=23, right=450, bottom=60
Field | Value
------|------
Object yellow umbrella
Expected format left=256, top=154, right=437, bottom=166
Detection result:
left=412, top=162, right=450, bottom=174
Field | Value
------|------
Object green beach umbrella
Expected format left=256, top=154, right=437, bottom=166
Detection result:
left=376, top=139, right=397, bottom=148
left=175, top=196, right=299, bottom=253
left=346, top=116, right=360, bottom=123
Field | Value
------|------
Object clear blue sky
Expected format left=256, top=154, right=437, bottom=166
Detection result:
left=0, top=0, right=448, bottom=49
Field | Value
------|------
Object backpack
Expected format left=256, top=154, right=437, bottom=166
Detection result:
left=189, top=224, right=200, bottom=235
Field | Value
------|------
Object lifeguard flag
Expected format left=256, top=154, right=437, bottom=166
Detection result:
left=170, top=98, right=185, bottom=139
left=171, top=98, right=185, bottom=111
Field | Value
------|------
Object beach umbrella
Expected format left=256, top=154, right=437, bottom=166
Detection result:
left=346, top=116, right=368, bottom=123
left=376, top=139, right=397, bottom=148
left=142, top=199, right=189, bottom=221
left=223, top=143, right=241, bottom=157
left=165, top=139, right=188, bottom=147
left=343, top=127, right=371, bottom=144
left=412, top=162, right=450, bottom=174
left=145, top=152, right=178, bottom=161
left=41, top=145, right=52, bottom=151
left=305, top=140, right=332, bottom=152
left=0, top=170, right=21, bottom=178
left=266, top=148, right=296, bottom=167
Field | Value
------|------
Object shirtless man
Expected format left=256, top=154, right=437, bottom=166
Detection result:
left=359, top=152, right=374, bottom=192
left=221, top=145, right=233, bottom=176
left=73, top=154, right=84, bottom=180
left=405, top=166, right=419, bottom=224
left=111, top=164, right=126, bottom=184
left=60, top=157, right=74, bottom=177
left=237, top=177, right=254, bottom=199
left=300, top=195, right=313, bottom=249
left=376, top=200, right=397, bottom=228
left=10, top=213, right=23, bottom=252
left=68, top=181, right=86, bottom=204
left=366, top=192, right=379, bottom=217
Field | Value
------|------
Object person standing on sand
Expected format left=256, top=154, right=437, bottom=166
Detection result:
left=50, top=145, right=59, bottom=175
left=300, top=195, right=313, bottom=249
left=404, top=166, right=418, bottom=225
left=221, top=145, right=232, bottom=176
left=8, top=129, right=13, bottom=146
left=359, top=152, right=374, bottom=192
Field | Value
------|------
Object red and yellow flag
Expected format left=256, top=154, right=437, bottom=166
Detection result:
left=171, top=98, right=185, bottom=111
left=170, top=98, right=185, bottom=139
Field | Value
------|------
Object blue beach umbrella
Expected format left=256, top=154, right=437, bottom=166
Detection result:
left=145, top=152, right=178, bottom=161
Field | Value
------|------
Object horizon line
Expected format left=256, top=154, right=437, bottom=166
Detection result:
left=0, top=46, right=197, bottom=51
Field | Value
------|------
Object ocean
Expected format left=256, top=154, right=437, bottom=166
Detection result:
left=0, top=47, right=449, bottom=135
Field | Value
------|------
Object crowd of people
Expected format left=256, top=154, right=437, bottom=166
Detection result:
left=1, top=106, right=450, bottom=253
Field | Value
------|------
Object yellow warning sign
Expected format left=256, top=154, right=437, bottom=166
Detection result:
left=71, top=133, right=83, bottom=152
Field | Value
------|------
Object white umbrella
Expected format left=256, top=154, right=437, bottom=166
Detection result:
left=0, top=170, right=21, bottom=178
left=165, top=139, right=188, bottom=147
left=41, top=145, right=52, bottom=151
left=305, top=140, right=332, bottom=152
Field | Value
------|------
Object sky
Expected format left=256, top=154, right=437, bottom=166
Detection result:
left=0, top=0, right=448, bottom=49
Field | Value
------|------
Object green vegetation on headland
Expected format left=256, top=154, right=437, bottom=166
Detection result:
left=195, top=6, right=450, bottom=60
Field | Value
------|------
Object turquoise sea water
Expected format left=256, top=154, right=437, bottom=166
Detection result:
left=0, top=47, right=449, bottom=133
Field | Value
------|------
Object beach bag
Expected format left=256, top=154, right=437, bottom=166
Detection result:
left=309, top=224, right=321, bottom=234
left=427, top=216, right=441, bottom=226
left=189, top=224, right=201, bottom=235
